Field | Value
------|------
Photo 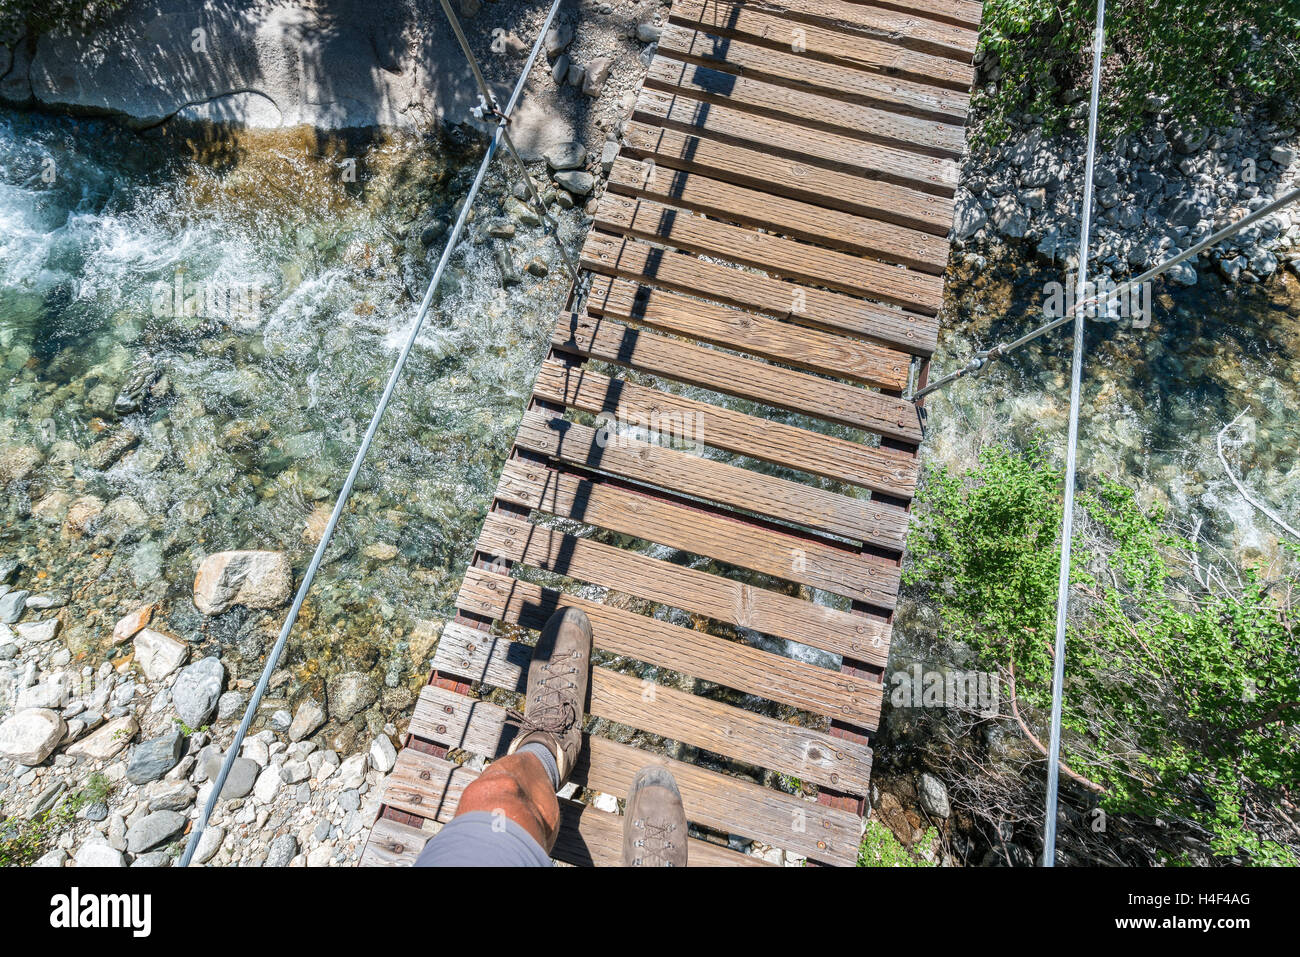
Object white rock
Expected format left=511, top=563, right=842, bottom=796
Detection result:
left=193, top=825, right=225, bottom=864
left=280, top=760, right=311, bottom=784
left=16, top=671, right=72, bottom=710
left=337, top=752, right=368, bottom=789
left=253, top=765, right=283, bottom=804
left=241, top=737, right=270, bottom=767
left=133, top=627, right=189, bottom=681
left=0, top=708, right=67, bottom=764
left=74, top=842, right=126, bottom=867
left=307, top=844, right=334, bottom=867
left=66, top=715, right=139, bottom=760
left=369, top=735, right=397, bottom=773
left=16, top=618, right=60, bottom=643
left=33, top=848, right=69, bottom=867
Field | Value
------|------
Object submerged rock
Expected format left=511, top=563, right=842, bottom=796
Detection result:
left=193, top=550, right=293, bottom=615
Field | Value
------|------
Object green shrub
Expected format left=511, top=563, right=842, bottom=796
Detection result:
left=857, top=821, right=940, bottom=867
left=976, top=0, right=1300, bottom=141
left=905, top=440, right=1298, bottom=863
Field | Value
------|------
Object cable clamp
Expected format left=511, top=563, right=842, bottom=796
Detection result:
left=471, top=95, right=510, bottom=126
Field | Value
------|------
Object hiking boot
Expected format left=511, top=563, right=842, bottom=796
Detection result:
left=507, top=607, right=592, bottom=783
left=623, top=766, right=688, bottom=867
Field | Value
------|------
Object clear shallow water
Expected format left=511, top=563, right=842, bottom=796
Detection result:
left=0, top=110, right=584, bottom=749
left=923, top=248, right=1300, bottom=572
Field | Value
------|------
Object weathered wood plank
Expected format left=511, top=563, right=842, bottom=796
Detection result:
left=458, top=563, right=891, bottom=677
left=396, top=684, right=861, bottom=864
left=635, top=86, right=959, bottom=197
left=607, top=156, right=950, bottom=274
left=416, top=640, right=875, bottom=792
left=533, top=357, right=920, bottom=497
left=646, top=57, right=966, bottom=159
left=658, top=22, right=969, bottom=123
left=594, top=194, right=944, bottom=313
left=358, top=816, right=430, bottom=866
left=582, top=232, right=939, bottom=355
left=382, top=748, right=760, bottom=866
left=495, top=457, right=902, bottom=602
left=473, top=511, right=900, bottom=652
left=671, top=0, right=974, bottom=89
left=514, top=409, right=909, bottom=547
left=844, top=0, right=984, bottom=30
left=748, top=0, right=978, bottom=61
left=586, top=274, right=910, bottom=388
left=620, top=120, right=953, bottom=233
left=552, top=312, right=922, bottom=443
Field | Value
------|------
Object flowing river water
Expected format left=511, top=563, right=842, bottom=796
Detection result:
left=0, top=109, right=585, bottom=752
left=1, top=107, right=1297, bottom=784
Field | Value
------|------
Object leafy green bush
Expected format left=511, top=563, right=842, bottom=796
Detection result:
left=905, top=440, right=1298, bottom=863
left=977, top=0, right=1300, bottom=141
left=857, top=821, right=941, bottom=867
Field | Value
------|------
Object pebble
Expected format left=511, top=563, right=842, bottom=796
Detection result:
left=265, top=833, right=298, bottom=867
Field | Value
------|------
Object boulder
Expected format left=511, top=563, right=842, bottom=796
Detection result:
left=193, top=550, right=292, bottom=615
left=265, top=833, right=298, bottom=867
left=543, top=141, right=586, bottom=171
left=125, top=810, right=186, bottom=853
left=74, top=843, right=126, bottom=867
left=0, top=589, right=28, bottom=624
left=126, top=725, right=185, bottom=784
left=918, top=772, right=951, bottom=818
left=327, top=671, right=378, bottom=722
left=0, top=708, right=66, bottom=765
left=172, top=656, right=225, bottom=728
left=133, top=627, right=189, bottom=681
left=288, top=699, right=326, bottom=741
left=67, top=715, right=139, bottom=761
left=554, top=170, right=594, bottom=196
left=582, top=57, right=611, bottom=97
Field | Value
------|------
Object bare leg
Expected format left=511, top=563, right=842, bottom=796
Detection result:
left=453, top=750, right=561, bottom=852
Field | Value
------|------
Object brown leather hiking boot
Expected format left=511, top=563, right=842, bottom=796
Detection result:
left=506, top=607, right=592, bottom=783
left=623, top=766, right=688, bottom=867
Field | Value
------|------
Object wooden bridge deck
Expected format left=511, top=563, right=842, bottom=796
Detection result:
left=362, top=0, right=982, bottom=867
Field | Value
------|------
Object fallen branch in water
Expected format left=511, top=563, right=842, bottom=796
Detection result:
left=1216, top=412, right=1299, bottom=542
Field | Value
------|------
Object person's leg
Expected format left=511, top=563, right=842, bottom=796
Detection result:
left=414, top=607, right=594, bottom=867
left=453, top=750, right=559, bottom=850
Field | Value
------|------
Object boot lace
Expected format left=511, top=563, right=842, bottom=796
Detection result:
left=507, top=649, right=582, bottom=738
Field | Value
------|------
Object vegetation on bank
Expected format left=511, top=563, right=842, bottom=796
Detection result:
left=905, top=441, right=1298, bottom=865
left=976, top=0, right=1300, bottom=141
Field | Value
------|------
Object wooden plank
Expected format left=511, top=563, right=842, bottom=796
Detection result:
left=514, top=409, right=909, bottom=548
left=636, top=86, right=958, bottom=197
left=458, top=562, right=890, bottom=678
left=646, top=57, right=966, bottom=159
left=358, top=816, right=430, bottom=866
left=621, top=120, right=953, bottom=233
left=594, top=194, right=944, bottom=313
left=582, top=232, right=938, bottom=355
left=671, top=0, right=974, bottom=89
left=552, top=312, right=922, bottom=443
left=394, top=687, right=861, bottom=864
left=381, top=748, right=760, bottom=866
left=748, top=0, right=978, bottom=61
left=844, top=0, right=984, bottom=30
left=495, top=458, right=901, bottom=596
left=586, top=274, right=910, bottom=388
left=658, top=22, right=969, bottom=123
left=607, top=156, right=949, bottom=275
left=415, top=640, right=875, bottom=792
left=473, top=511, right=900, bottom=655
left=533, top=357, right=919, bottom=498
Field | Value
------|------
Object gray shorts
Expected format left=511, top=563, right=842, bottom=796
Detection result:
left=413, top=811, right=553, bottom=867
